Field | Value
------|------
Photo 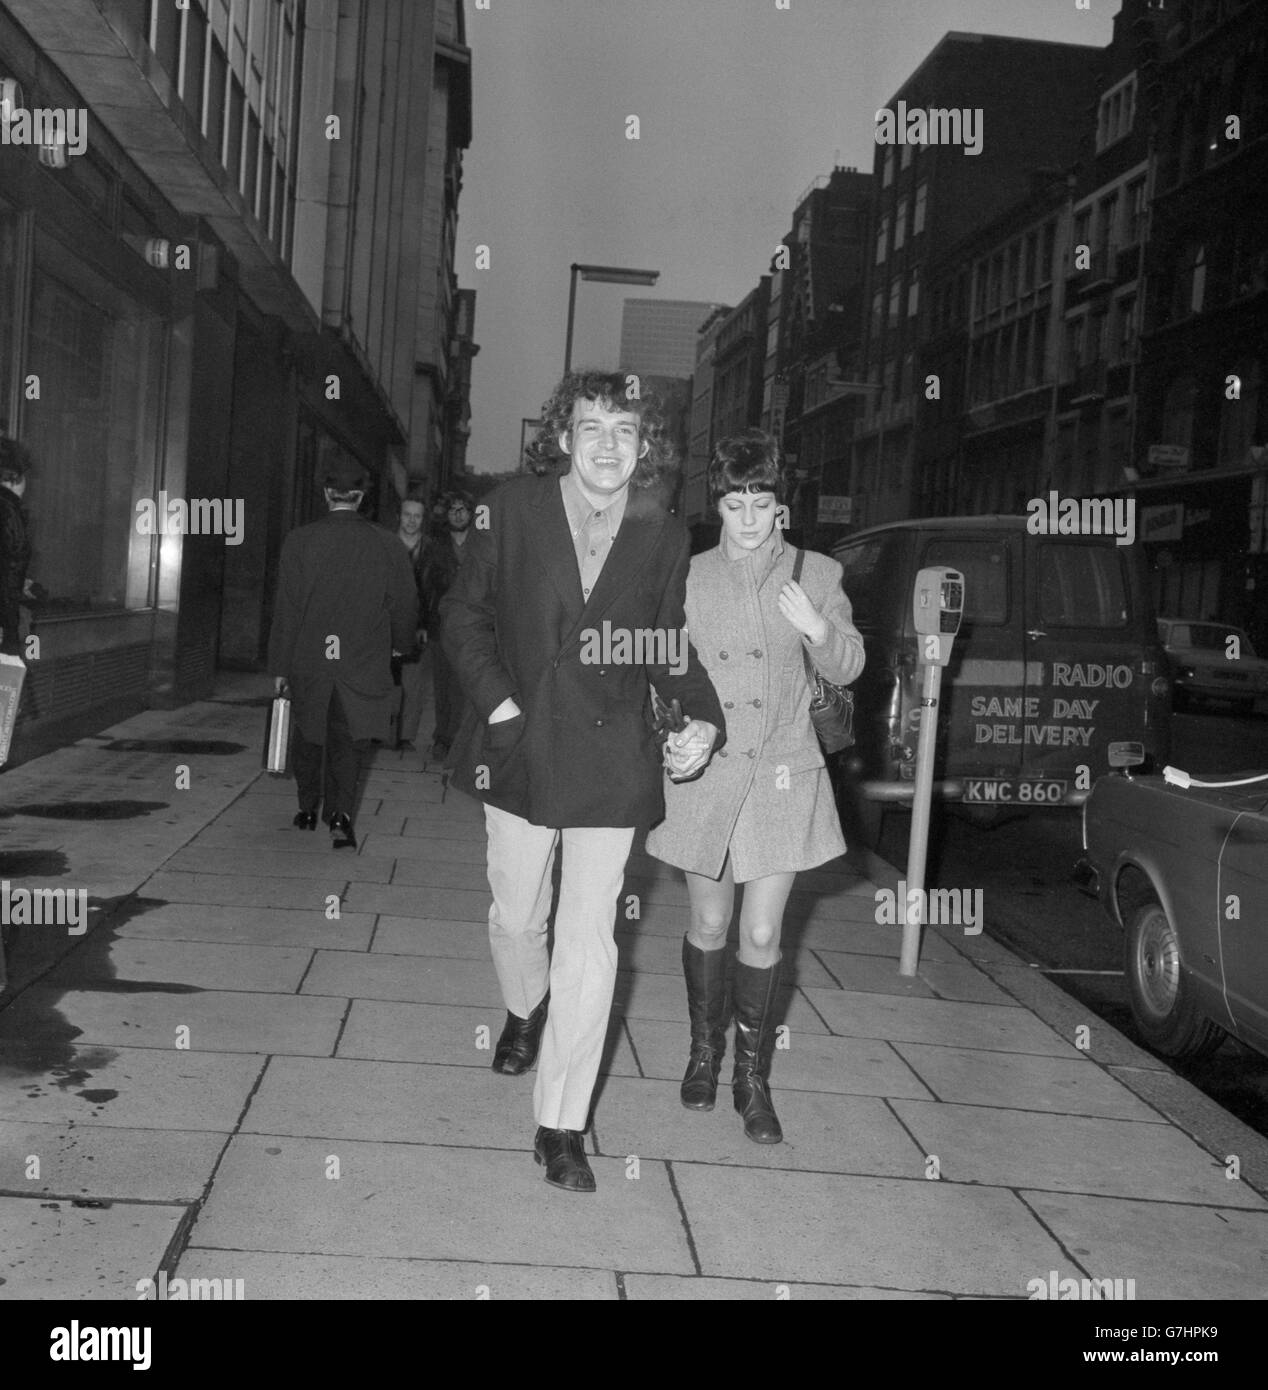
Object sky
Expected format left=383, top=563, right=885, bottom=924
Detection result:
left=457, top=0, right=1118, bottom=474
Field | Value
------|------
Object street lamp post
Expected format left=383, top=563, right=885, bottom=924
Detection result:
left=563, top=262, right=660, bottom=375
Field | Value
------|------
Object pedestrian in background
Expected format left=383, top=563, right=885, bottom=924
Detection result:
left=441, top=370, right=725, bottom=1193
left=645, top=429, right=865, bottom=1145
left=0, top=437, right=33, bottom=658
left=393, top=490, right=431, bottom=751
left=421, top=491, right=474, bottom=760
left=268, top=455, right=417, bottom=849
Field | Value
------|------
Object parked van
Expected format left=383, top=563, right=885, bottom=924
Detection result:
left=831, top=516, right=1171, bottom=821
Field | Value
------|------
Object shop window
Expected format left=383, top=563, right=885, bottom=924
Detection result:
left=1160, top=374, right=1197, bottom=455
left=20, top=251, right=164, bottom=613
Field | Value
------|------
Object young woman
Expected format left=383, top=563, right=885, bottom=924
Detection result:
left=645, top=429, right=864, bottom=1144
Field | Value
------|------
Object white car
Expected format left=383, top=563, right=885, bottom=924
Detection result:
left=1157, top=618, right=1268, bottom=715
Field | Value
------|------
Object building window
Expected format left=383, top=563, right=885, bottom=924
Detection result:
left=1005, top=243, right=1020, bottom=304
left=1113, top=296, right=1135, bottom=363
left=1218, top=358, right=1261, bottom=466
left=882, top=147, right=894, bottom=188
left=1096, top=73, right=1136, bottom=153
left=888, top=278, right=900, bottom=328
left=974, top=263, right=987, bottom=318
left=183, top=2, right=209, bottom=129
left=871, top=289, right=884, bottom=335
left=875, top=215, right=889, bottom=265
left=1097, top=193, right=1118, bottom=259
left=907, top=271, right=919, bottom=318
left=1040, top=221, right=1057, bottom=284
left=1160, top=375, right=1197, bottom=454
left=1125, top=179, right=1147, bottom=245
left=894, top=197, right=906, bottom=251
left=912, top=184, right=927, bottom=240
left=1170, top=242, right=1206, bottom=320
left=900, top=141, right=912, bottom=171
left=1064, top=317, right=1083, bottom=378
left=987, top=254, right=1002, bottom=312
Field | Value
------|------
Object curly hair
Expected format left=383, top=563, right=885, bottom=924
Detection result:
left=707, top=428, right=784, bottom=506
left=526, top=369, right=679, bottom=494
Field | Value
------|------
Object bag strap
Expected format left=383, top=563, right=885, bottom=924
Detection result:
left=790, top=546, right=816, bottom=685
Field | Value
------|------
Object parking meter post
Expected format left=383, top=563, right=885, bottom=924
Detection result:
left=900, top=659, right=942, bottom=976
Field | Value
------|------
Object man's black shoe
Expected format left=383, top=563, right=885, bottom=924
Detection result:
left=491, top=994, right=549, bottom=1074
left=329, top=813, right=356, bottom=850
left=533, top=1127, right=595, bottom=1193
left=293, top=811, right=318, bottom=831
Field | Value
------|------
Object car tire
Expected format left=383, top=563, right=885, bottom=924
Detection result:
left=1124, top=897, right=1225, bottom=1060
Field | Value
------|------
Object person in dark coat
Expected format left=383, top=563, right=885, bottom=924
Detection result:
left=393, top=491, right=431, bottom=751
left=420, top=491, right=473, bottom=759
left=441, top=369, right=726, bottom=1194
left=645, top=429, right=865, bottom=1145
left=268, top=455, right=418, bottom=849
left=0, top=437, right=33, bottom=657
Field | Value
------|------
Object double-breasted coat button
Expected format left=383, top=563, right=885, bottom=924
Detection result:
left=718, top=749, right=728, bottom=758
left=724, top=700, right=734, bottom=709
left=746, top=749, right=755, bottom=758
left=752, top=649, right=763, bottom=658
left=752, top=698, right=762, bottom=708
left=595, top=719, right=604, bottom=727
left=719, top=650, right=729, bottom=659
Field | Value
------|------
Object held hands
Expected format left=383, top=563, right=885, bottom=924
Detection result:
left=663, top=718, right=719, bottom=780
left=778, top=580, right=828, bottom=645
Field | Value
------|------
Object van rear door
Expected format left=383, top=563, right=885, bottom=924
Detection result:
left=1022, top=538, right=1149, bottom=792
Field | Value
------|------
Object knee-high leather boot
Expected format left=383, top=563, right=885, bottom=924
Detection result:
left=680, top=938, right=729, bottom=1110
left=731, top=956, right=783, bottom=1144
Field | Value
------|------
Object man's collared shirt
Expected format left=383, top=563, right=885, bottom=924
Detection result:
left=560, top=471, right=628, bottom=600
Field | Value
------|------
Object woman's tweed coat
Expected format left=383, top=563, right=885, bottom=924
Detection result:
left=645, top=533, right=865, bottom=882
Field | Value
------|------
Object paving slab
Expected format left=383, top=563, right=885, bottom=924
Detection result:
left=892, top=1098, right=1266, bottom=1207
left=673, top=1166, right=1070, bottom=1294
left=336, top=1000, right=640, bottom=1077
left=44, top=938, right=312, bottom=995
left=141, top=871, right=355, bottom=912
left=342, top=883, right=488, bottom=920
left=161, top=847, right=396, bottom=883
left=0, top=986, right=345, bottom=1057
left=372, top=917, right=491, bottom=959
left=0, top=1120, right=226, bottom=1201
left=243, top=1055, right=563, bottom=1147
left=182, top=826, right=358, bottom=856
left=302, top=951, right=502, bottom=1007
left=0, top=1043, right=264, bottom=1131
left=892, top=1042, right=1164, bottom=1122
left=0, top=1195, right=190, bottom=1301
left=190, top=1135, right=696, bottom=1273
left=112, top=903, right=376, bottom=951
left=387, top=860, right=495, bottom=891
left=804, top=989, right=1076, bottom=1056
left=623, top=1274, right=950, bottom=1300
left=623, top=1019, right=934, bottom=1099
left=592, top=1075, right=925, bottom=1176
left=1020, top=1189, right=1268, bottom=1300
left=358, top=833, right=489, bottom=863
left=172, top=1248, right=617, bottom=1299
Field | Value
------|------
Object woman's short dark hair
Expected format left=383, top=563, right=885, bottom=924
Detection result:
left=708, top=428, right=783, bottom=506
left=0, top=437, right=32, bottom=485
left=526, top=368, right=678, bottom=494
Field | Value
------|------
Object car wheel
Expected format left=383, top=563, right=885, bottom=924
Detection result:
left=1124, top=898, right=1224, bottom=1060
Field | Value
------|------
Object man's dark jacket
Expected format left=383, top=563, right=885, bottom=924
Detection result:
left=268, top=510, right=418, bottom=745
left=440, top=471, right=726, bottom=828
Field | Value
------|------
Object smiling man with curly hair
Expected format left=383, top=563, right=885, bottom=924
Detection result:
left=440, top=368, right=726, bottom=1194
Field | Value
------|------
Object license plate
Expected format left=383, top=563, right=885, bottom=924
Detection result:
left=963, top=779, right=1068, bottom=804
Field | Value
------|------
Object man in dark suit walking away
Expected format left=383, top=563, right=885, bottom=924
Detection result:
left=441, top=370, right=726, bottom=1193
left=269, top=455, right=418, bottom=850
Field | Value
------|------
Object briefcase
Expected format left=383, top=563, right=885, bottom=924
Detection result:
left=0, top=652, right=27, bottom=767
left=263, top=693, right=292, bottom=775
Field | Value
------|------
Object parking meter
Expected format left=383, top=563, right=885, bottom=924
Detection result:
left=913, top=567, right=964, bottom=666
left=901, top=567, right=967, bottom=976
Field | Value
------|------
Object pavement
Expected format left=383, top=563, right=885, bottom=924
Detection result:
left=2, top=658, right=1267, bottom=1302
